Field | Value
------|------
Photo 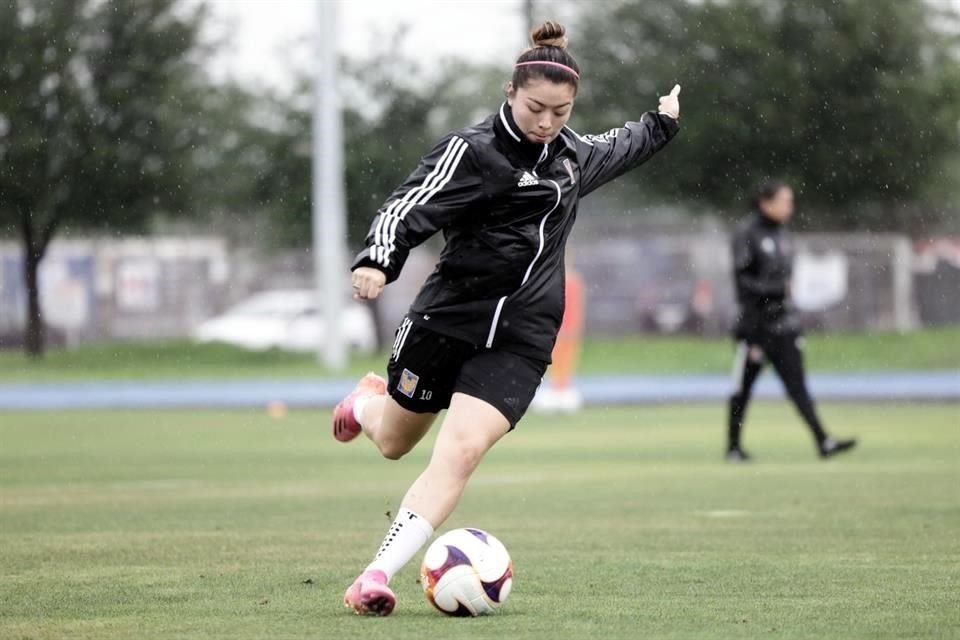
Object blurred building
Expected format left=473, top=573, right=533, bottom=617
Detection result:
left=0, top=238, right=229, bottom=346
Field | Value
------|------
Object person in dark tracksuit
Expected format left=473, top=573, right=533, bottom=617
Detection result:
left=330, top=21, right=682, bottom=616
left=726, top=181, right=857, bottom=462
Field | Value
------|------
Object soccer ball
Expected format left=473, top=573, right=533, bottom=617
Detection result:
left=420, top=527, right=513, bottom=616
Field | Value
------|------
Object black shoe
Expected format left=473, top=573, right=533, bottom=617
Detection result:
left=819, top=437, right=857, bottom=459
left=725, top=447, right=753, bottom=463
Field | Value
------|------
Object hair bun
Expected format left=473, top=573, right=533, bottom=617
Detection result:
left=530, top=21, right=568, bottom=49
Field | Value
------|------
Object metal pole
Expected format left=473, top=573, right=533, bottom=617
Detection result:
left=314, top=0, right=348, bottom=369
left=892, top=235, right=917, bottom=332
left=523, top=0, right=535, bottom=40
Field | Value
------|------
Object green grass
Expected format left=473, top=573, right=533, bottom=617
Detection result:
left=2, top=403, right=958, bottom=639
left=0, top=341, right=385, bottom=382
left=581, top=325, right=960, bottom=374
left=2, top=325, right=959, bottom=382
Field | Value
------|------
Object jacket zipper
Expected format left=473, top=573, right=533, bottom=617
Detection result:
left=485, top=177, right=562, bottom=348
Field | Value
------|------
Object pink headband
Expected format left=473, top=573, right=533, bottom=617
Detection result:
left=514, top=60, right=580, bottom=80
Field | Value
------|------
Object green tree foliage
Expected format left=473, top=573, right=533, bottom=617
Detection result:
left=572, top=0, right=960, bottom=228
left=0, top=0, right=211, bottom=356
left=209, top=36, right=505, bottom=249
left=341, top=57, right=506, bottom=245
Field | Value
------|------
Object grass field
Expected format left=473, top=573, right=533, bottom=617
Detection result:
left=2, top=325, right=959, bottom=382
left=2, top=403, right=958, bottom=639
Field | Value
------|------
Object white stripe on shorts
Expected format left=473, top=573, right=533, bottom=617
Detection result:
left=392, top=318, right=413, bottom=361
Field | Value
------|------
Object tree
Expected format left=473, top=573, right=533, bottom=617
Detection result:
left=202, top=39, right=504, bottom=346
left=0, top=0, right=210, bottom=356
left=571, top=0, right=960, bottom=229
left=212, top=37, right=504, bottom=249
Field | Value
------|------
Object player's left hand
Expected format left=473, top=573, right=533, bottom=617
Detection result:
left=659, top=84, right=681, bottom=120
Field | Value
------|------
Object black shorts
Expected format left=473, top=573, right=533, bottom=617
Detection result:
left=386, top=317, right=547, bottom=429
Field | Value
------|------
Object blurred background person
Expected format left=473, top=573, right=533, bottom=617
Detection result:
left=726, top=181, right=858, bottom=462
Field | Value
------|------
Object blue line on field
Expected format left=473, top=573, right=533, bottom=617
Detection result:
left=0, top=371, right=956, bottom=410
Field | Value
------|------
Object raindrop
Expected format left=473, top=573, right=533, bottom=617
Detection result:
left=17, top=5, right=36, bottom=26
left=40, top=73, right=60, bottom=96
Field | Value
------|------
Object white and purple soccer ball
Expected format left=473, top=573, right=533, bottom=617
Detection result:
left=420, top=527, right=513, bottom=616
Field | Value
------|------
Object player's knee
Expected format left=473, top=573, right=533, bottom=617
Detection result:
left=376, top=436, right=414, bottom=460
left=444, top=437, right=487, bottom=479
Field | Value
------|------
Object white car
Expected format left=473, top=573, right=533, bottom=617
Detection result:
left=192, top=289, right=377, bottom=354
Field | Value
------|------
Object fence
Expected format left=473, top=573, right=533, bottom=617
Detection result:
left=377, top=229, right=935, bottom=338
left=913, top=238, right=960, bottom=327
left=565, top=231, right=918, bottom=336
left=0, top=231, right=955, bottom=348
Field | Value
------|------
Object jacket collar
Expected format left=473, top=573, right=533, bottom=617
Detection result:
left=753, top=207, right=783, bottom=229
left=496, top=101, right=525, bottom=145
left=495, top=101, right=563, bottom=167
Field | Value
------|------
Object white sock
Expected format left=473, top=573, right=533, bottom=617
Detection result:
left=365, top=507, right=434, bottom=582
left=353, top=394, right=373, bottom=425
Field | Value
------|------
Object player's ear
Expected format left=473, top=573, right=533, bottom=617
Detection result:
left=505, top=81, right=516, bottom=105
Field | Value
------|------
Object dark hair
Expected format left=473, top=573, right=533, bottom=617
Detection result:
left=751, top=180, right=792, bottom=209
left=512, top=21, right=581, bottom=94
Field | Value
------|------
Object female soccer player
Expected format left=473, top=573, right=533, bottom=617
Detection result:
left=333, top=21, right=681, bottom=615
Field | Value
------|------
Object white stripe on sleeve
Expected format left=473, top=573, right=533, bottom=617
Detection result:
left=383, top=137, right=468, bottom=265
left=370, top=136, right=468, bottom=268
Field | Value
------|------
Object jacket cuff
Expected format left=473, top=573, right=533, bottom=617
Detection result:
left=655, top=111, right=681, bottom=137
left=351, top=248, right=393, bottom=282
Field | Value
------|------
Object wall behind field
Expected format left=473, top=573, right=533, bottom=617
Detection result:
left=0, top=239, right=230, bottom=347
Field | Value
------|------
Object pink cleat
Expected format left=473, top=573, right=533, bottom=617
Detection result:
left=343, top=569, right=396, bottom=616
left=332, top=372, right=386, bottom=443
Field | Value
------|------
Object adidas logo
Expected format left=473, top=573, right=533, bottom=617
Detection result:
left=517, top=171, right=538, bottom=187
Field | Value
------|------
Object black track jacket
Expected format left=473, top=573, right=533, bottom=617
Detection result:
left=352, top=102, right=679, bottom=361
left=731, top=211, right=801, bottom=339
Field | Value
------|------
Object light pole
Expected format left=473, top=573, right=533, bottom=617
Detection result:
left=314, top=0, right=348, bottom=369
left=523, top=0, right=535, bottom=39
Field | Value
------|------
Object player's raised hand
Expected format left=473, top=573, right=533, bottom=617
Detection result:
left=658, top=84, right=681, bottom=120
left=352, top=267, right=386, bottom=301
